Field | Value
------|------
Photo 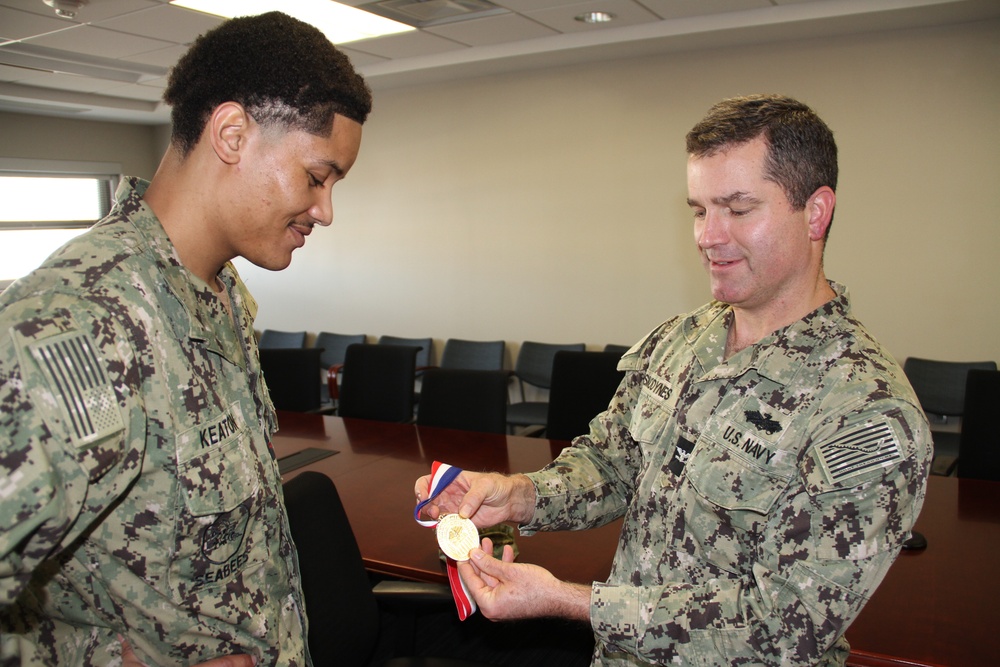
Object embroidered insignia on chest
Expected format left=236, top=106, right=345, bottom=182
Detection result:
left=816, top=420, right=902, bottom=482
left=745, top=409, right=783, bottom=434
left=29, top=331, right=125, bottom=447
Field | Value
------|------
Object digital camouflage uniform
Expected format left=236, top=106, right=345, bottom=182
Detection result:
left=523, top=285, right=932, bottom=666
left=0, top=178, right=309, bottom=666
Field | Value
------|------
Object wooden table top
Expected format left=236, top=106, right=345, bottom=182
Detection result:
left=272, top=411, right=999, bottom=667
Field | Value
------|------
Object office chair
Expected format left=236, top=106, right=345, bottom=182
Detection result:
left=506, top=341, right=585, bottom=435
left=338, top=344, right=419, bottom=423
left=258, top=329, right=307, bottom=349
left=258, top=348, right=324, bottom=412
left=903, top=357, right=997, bottom=475
left=602, top=343, right=631, bottom=357
left=545, top=351, right=625, bottom=442
left=379, top=335, right=434, bottom=370
left=439, top=339, right=506, bottom=371
left=314, top=332, right=366, bottom=406
left=416, top=368, right=509, bottom=434
left=283, top=472, right=493, bottom=667
left=956, top=369, right=1000, bottom=481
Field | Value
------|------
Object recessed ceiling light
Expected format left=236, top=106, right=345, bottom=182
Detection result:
left=575, top=11, right=616, bottom=24
left=170, top=0, right=415, bottom=44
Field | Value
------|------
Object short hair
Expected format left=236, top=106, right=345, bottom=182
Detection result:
left=686, top=95, right=838, bottom=233
left=164, top=11, right=373, bottom=156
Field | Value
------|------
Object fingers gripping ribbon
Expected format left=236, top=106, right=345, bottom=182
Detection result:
left=413, top=461, right=478, bottom=620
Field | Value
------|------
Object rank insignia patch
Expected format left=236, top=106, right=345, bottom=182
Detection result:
left=30, top=331, right=125, bottom=447
left=817, top=420, right=902, bottom=482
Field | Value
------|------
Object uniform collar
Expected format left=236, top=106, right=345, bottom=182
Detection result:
left=113, top=177, right=252, bottom=366
left=686, top=282, right=852, bottom=386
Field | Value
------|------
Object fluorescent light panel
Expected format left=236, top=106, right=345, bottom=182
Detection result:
left=169, top=0, right=415, bottom=44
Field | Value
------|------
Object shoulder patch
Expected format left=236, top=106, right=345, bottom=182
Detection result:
left=815, top=420, right=902, bottom=483
left=28, top=330, right=125, bottom=447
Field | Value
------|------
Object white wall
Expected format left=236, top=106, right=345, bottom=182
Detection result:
left=237, top=18, right=1000, bottom=367
left=3, top=19, right=997, bottom=369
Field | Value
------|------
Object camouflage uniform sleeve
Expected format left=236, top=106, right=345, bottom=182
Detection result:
left=522, top=330, right=660, bottom=534
left=0, top=294, right=138, bottom=606
left=588, top=395, right=931, bottom=666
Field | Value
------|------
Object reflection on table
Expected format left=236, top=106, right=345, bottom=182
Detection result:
left=272, top=411, right=1000, bottom=667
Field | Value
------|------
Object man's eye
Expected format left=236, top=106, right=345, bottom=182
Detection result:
left=309, top=175, right=324, bottom=187
left=730, top=208, right=749, bottom=217
left=692, top=210, right=706, bottom=219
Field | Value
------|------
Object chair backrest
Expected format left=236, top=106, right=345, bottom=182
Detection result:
left=603, top=343, right=631, bottom=357
left=513, top=341, right=586, bottom=391
left=283, top=472, right=380, bottom=667
left=314, top=332, right=366, bottom=370
left=903, top=357, right=998, bottom=417
left=378, top=335, right=433, bottom=368
left=416, top=368, right=509, bottom=434
left=258, top=329, right=307, bottom=349
left=957, top=369, right=1000, bottom=481
left=546, top=351, right=625, bottom=441
left=439, top=338, right=506, bottom=371
left=258, top=348, right=323, bottom=412
left=338, top=344, right=418, bottom=422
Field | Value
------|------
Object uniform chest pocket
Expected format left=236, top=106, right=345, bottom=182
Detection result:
left=686, top=437, right=793, bottom=515
left=173, top=406, right=269, bottom=597
left=628, top=384, right=673, bottom=447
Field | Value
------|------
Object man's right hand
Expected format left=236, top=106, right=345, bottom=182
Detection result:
left=413, top=470, right=536, bottom=528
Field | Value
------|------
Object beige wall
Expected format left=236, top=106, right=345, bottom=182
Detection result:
left=0, top=112, right=161, bottom=178
left=238, top=18, right=1000, bottom=366
left=4, top=18, right=998, bottom=368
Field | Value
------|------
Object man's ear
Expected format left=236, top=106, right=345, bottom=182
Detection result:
left=208, top=102, right=249, bottom=165
left=807, top=186, right=836, bottom=241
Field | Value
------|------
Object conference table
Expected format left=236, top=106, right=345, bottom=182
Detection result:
left=271, top=411, right=998, bottom=667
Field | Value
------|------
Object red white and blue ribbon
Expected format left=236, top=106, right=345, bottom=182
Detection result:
left=414, top=460, right=478, bottom=620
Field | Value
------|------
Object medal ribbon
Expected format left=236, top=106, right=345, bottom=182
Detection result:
left=413, top=460, right=478, bottom=620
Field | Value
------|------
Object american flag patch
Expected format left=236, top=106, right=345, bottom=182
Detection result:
left=30, top=331, right=124, bottom=447
left=816, top=421, right=902, bottom=482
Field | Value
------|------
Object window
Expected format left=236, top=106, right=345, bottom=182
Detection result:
left=0, top=158, right=121, bottom=289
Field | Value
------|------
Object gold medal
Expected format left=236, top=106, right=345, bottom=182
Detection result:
left=436, top=513, right=479, bottom=562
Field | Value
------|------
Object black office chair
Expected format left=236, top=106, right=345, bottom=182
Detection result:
left=338, top=344, right=419, bottom=423
left=545, top=351, right=625, bottom=442
left=957, top=369, right=1000, bottom=481
left=602, top=344, right=631, bottom=357
left=416, top=368, right=509, bottom=434
left=314, top=332, right=366, bottom=407
left=283, top=472, right=493, bottom=667
left=903, top=357, right=997, bottom=475
left=258, top=348, right=324, bottom=412
left=379, top=335, right=434, bottom=370
left=259, top=329, right=307, bottom=349
left=439, top=339, right=506, bottom=371
left=506, top=341, right=585, bottom=435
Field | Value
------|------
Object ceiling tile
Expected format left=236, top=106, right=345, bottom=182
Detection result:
left=346, top=30, right=467, bottom=60
left=523, top=0, right=661, bottom=33
left=338, top=47, right=390, bottom=68
left=636, top=0, right=771, bottom=21
left=23, top=24, right=175, bottom=59
left=95, top=4, right=223, bottom=44
left=424, top=13, right=558, bottom=47
left=0, top=0, right=161, bottom=22
left=0, top=6, right=71, bottom=40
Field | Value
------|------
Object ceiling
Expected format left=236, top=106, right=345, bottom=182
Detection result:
left=0, top=0, right=997, bottom=124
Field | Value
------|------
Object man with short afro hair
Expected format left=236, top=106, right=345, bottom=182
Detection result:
left=0, top=11, right=370, bottom=667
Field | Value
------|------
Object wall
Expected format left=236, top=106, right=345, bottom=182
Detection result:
left=0, top=112, right=161, bottom=178
left=236, top=18, right=999, bottom=367
left=2, top=19, right=996, bottom=368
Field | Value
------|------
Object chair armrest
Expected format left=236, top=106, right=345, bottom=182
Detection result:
left=327, top=363, right=344, bottom=400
